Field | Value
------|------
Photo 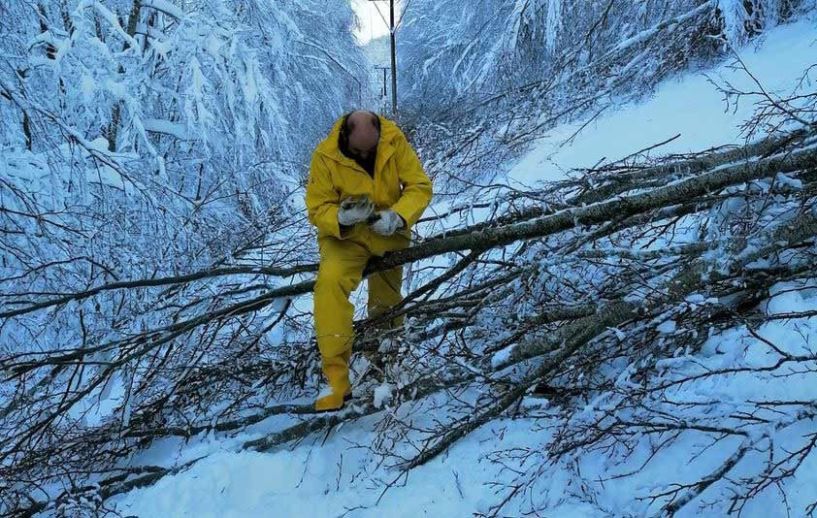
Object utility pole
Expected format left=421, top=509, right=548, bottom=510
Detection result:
left=374, top=65, right=389, bottom=98
left=368, top=0, right=398, bottom=118
left=388, top=0, right=397, bottom=118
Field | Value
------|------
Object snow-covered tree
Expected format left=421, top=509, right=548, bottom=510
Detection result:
left=0, top=1, right=366, bottom=512
left=398, top=0, right=815, bottom=188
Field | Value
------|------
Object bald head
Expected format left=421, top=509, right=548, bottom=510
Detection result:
left=345, top=110, right=380, bottom=160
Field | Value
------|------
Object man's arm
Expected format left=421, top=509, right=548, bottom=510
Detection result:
left=390, top=132, right=433, bottom=228
left=305, top=152, right=347, bottom=240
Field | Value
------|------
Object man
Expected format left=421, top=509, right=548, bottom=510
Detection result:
left=305, top=111, right=433, bottom=411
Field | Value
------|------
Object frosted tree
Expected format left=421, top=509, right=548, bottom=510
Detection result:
left=400, top=0, right=808, bottom=114
left=398, top=0, right=813, bottom=190
left=0, top=1, right=366, bottom=513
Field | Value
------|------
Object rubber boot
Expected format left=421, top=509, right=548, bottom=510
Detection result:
left=315, top=351, right=352, bottom=412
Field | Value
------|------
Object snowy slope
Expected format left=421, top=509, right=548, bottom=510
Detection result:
left=508, top=18, right=817, bottom=185
left=111, top=19, right=817, bottom=518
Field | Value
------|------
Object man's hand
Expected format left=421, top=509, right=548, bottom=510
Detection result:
left=338, top=197, right=374, bottom=226
left=368, top=209, right=404, bottom=236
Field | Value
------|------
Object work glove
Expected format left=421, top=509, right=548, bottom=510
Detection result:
left=368, top=209, right=404, bottom=236
left=337, top=197, right=374, bottom=226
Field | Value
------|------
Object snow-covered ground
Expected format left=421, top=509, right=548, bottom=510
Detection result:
left=113, top=283, right=817, bottom=516
left=111, top=19, right=817, bottom=517
left=112, top=418, right=555, bottom=517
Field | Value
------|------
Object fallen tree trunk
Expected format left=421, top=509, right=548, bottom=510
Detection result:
left=406, top=210, right=817, bottom=468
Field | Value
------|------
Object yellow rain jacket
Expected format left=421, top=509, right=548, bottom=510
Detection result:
left=305, top=114, right=432, bottom=411
left=305, top=115, right=433, bottom=256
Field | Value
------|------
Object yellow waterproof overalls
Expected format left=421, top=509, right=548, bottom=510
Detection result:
left=305, top=115, right=433, bottom=410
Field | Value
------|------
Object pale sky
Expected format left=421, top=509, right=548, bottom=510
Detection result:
left=350, top=0, right=397, bottom=44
